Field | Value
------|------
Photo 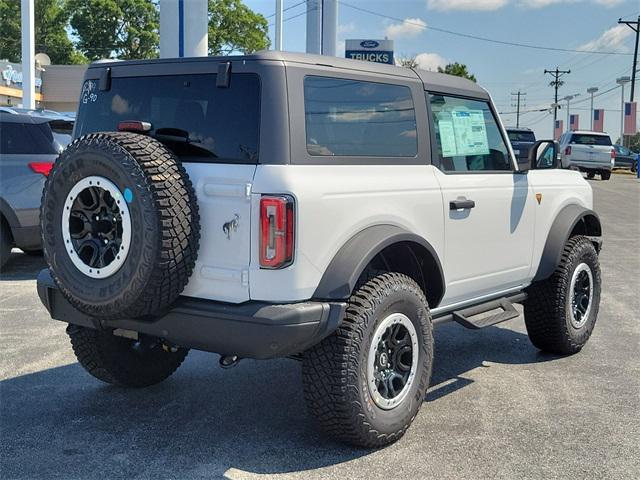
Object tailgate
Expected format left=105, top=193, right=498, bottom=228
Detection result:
left=181, top=163, right=256, bottom=303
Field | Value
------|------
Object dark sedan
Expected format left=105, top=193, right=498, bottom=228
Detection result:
left=613, top=145, right=637, bottom=172
left=506, top=127, right=536, bottom=167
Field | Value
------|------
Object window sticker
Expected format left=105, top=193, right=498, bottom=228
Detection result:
left=81, top=80, right=98, bottom=104
left=438, top=109, right=490, bottom=157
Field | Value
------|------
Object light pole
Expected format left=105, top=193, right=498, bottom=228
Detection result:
left=20, top=0, right=35, bottom=109
left=616, top=76, right=631, bottom=145
left=587, top=87, right=598, bottom=130
left=564, top=94, right=580, bottom=129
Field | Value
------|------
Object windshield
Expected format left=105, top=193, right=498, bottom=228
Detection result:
left=570, top=134, right=612, bottom=146
left=75, top=73, right=260, bottom=163
left=507, top=131, right=536, bottom=142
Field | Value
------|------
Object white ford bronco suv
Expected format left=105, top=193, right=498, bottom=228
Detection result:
left=37, top=52, right=602, bottom=448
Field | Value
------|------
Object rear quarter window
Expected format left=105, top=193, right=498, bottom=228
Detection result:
left=303, top=76, right=418, bottom=157
left=75, top=73, right=260, bottom=163
left=0, top=122, right=57, bottom=155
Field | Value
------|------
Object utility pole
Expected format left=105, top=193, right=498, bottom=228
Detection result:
left=545, top=67, right=571, bottom=131
left=511, top=91, right=526, bottom=128
left=21, top=0, right=35, bottom=109
left=275, top=0, right=283, bottom=50
left=587, top=87, right=599, bottom=130
left=618, top=16, right=639, bottom=102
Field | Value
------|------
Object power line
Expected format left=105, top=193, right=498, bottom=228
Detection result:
left=339, top=1, right=633, bottom=56
left=265, top=0, right=308, bottom=19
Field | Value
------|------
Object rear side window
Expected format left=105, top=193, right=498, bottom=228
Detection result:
left=507, top=131, right=536, bottom=142
left=75, top=73, right=260, bottom=163
left=0, top=122, right=57, bottom=154
left=303, top=76, right=417, bottom=157
left=429, top=94, right=512, bottom=172
left=569, top=134, right=612, bottom=146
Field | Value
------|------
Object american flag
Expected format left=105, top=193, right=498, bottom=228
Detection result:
left=624, top=102, right=637, bottom=135
left=593, top=109, right=604, bottom=132
left=554, top=119, right=563, bottom=140
left=570, top=114, right=579, bottom=131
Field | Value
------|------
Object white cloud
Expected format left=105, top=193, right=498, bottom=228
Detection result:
left=427, top=0, right=508, bottom=11
left=338, top=22, right=356, bottom=35
left=578, top=25, right=632, bottom=52
left=592, top=0, right=624, bottom=6
left=384, top=18, right=427, bottom=39
left=414, top=52, right=448, bottom=71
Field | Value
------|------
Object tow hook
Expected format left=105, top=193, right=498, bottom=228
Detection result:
left=219, top=355, right=241, bottom=369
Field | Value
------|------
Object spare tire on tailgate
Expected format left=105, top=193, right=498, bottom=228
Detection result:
left=41, top=132, right=200, bottom=319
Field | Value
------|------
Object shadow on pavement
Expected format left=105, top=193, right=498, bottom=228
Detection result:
left=0, top=319, right=559, bottom=479
left=0, top=250, right=46, bottom=281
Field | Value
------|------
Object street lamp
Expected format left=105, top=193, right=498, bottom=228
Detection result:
left=616, top=76, right=631, bottom=145
left=564, top=94, right=580, bottom=129
left=587, top=87, right=599, bottom=130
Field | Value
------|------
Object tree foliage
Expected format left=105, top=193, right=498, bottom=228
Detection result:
left=68, top=0, right=160, bottom=60
left=208, top=0, right=270, bottom=55
left=437, top=62, right=477, bottom=82
left=0, top=0, right=82, bottom=64
left=396, top=56, right=418, bottom=69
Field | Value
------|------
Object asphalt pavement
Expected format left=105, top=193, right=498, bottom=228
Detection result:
left=1, top=174, right=638, bottom=480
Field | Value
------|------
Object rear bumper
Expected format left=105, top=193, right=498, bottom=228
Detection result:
left=37, top=269, right=346, bottom=359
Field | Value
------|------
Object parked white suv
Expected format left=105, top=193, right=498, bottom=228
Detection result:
left=37, top=52, right=603, bottom=448
left=559, top=130, right=615, bottom=180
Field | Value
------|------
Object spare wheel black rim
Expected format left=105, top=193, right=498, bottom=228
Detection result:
left=367, top=312, right=419, bottom=410
left=61, top=176, right=132, bottom=278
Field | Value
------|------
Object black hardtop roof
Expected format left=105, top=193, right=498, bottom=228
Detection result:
left=87, top=51, right=489, bottom=98
left=505, top=126, right=534, bottom=132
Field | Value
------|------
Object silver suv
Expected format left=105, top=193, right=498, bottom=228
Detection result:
left=0, top=111, right=73, bottom=268
left=559, top=130, right=615, bottom=180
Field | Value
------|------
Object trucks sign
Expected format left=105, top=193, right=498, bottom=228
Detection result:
left=345, top=39, right=394, bottom=65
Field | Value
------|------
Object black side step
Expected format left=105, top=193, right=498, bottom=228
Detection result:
left=452, top=297, right=521, bottom=330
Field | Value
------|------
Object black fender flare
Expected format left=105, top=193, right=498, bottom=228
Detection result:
left=533, top=204, right=602, bottom=282
left=312, top=224, right=445, bottom=301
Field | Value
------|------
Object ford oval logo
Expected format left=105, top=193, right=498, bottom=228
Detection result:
left=360, top=40, right=379, bottom=49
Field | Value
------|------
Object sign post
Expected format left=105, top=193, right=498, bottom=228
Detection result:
left=345, top=39, right=394, bottom=65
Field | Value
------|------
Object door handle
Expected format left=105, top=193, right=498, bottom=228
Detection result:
left=449, top=198, right=476, bottom=210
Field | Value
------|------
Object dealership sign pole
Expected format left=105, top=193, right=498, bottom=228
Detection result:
left=20, top=0, right=35, bottom=109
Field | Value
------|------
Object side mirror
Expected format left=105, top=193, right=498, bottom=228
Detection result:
left=524, top=140, right=558, bottom=171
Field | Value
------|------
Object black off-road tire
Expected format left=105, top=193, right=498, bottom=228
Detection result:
left=524, top=236, right=601, bottom=355
left=67, top=325, right=188, bottom=387
left=586, top=171, right=595, bottom=179
left=41, top=132, right=200, bottom=319
left=302, top=272, right=433, bottom=448
left=0, top=217, right=12, bottom=270
left=600, top=171, right=611, bottom=180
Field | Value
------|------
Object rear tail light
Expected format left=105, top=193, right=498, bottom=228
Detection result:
left=610, top=148, right=616, bottom=159
left=260, top=195, right=295, bottom=269
left=564, top=146, right=571, bottom=155
left=28, top=162, right=54, bottom=176
left=117, top=120, right=152, bottom=133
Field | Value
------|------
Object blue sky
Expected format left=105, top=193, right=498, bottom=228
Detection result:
left=245, top=0, right=639, bottom=140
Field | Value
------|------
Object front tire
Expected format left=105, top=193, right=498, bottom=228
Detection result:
left=524, top=236, right=601, bottom=355
left=586, top=171, right=595, bottom=179
left=0, top=218, right=12, bottom=270
left=600, top=171, right=611, bottom=180
left=302, top=272, right=433, bottom=447
left=67, top=325, right=188, bottom=387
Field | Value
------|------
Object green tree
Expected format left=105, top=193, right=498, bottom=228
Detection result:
left=208, top=0, right=270, bottom=55
left=0, top=0, right=84, bottom=64
left=437, top=62, right=477, bottom=82
left=68, top=0, right=159, bottom=60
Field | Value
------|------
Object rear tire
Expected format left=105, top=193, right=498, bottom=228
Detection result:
left=524, top=236, right=601, bottom=355
left=0, top=218, right=12, bottom=270
left=586, top=171, right=595, bottom=179
left=303, top=272, right=433, bottom=447
left=67, top=325, right=188, bottom=387
left=600, top=171, right=611, bottom=180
